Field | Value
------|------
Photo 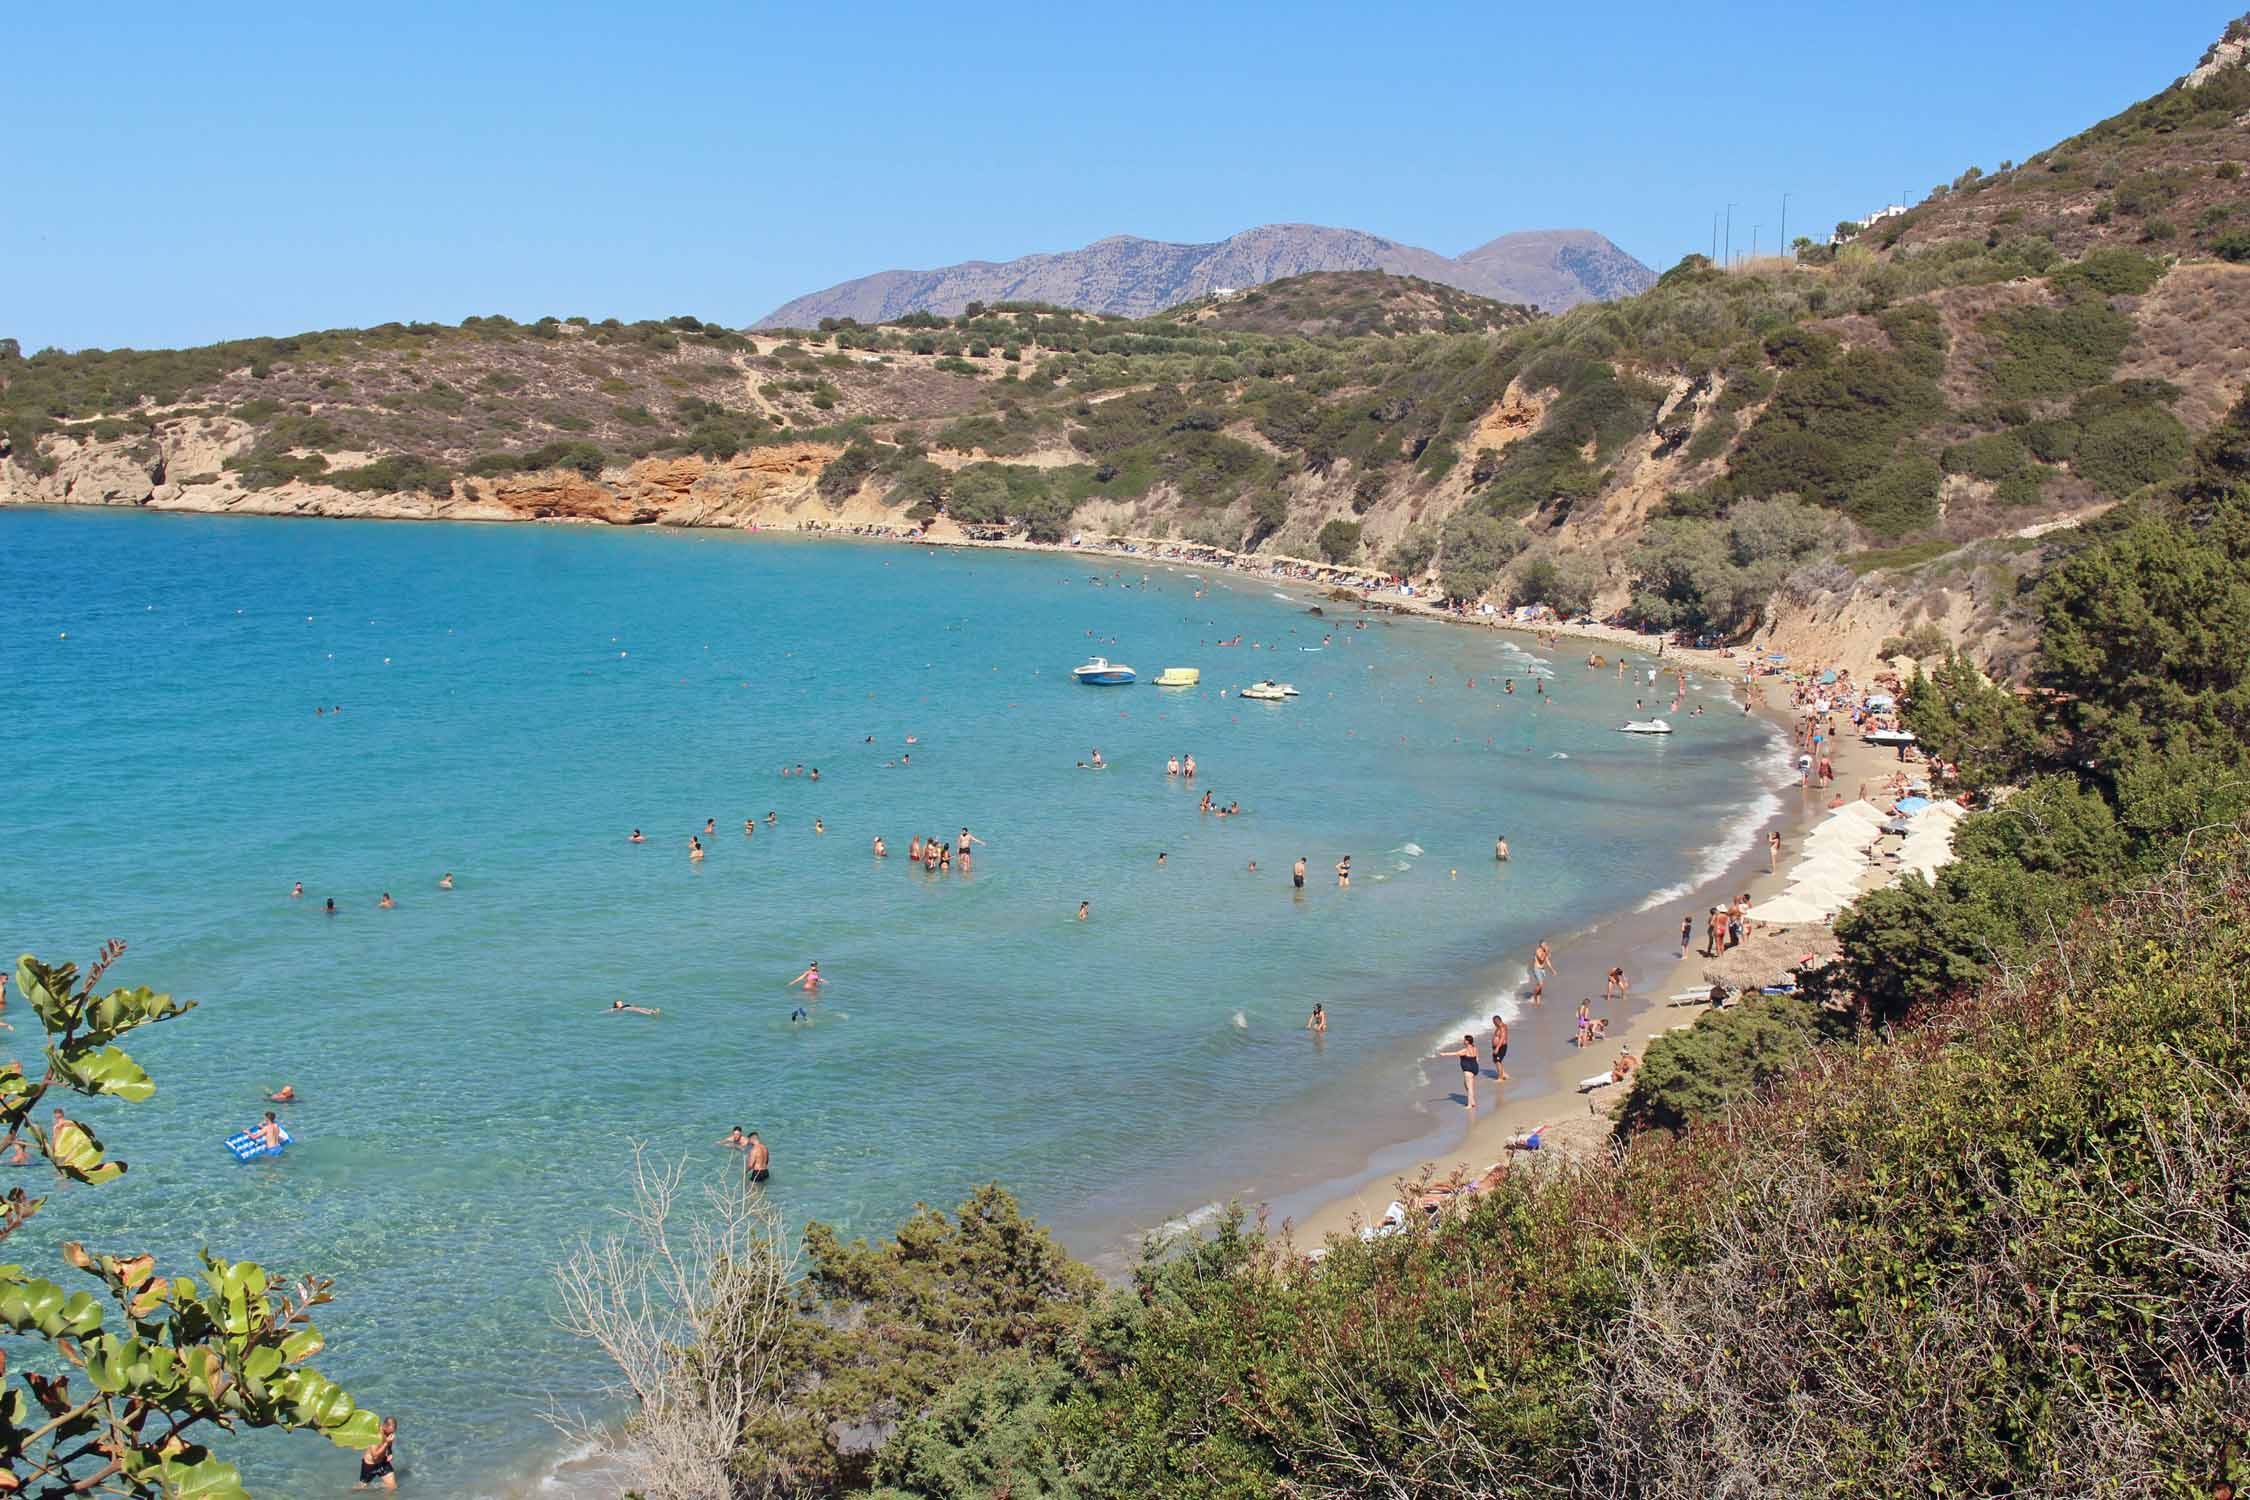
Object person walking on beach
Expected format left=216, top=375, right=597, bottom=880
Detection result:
left=1768, top=830, right=1781, bottom=872
left=1533, top=941, right=1555, bottom=977
left=1435, top=1035, right=1480, bottom=1111
left=1605, top=966, right=1629, bottom=1002
left=354, top=1415, right=398, bottom=1491
left=1575, top=998, right=1594, bottom=1047
left=1679, top=912, right=1694, bottom=959
left=1489, top=1014, right=1510, bottom=1082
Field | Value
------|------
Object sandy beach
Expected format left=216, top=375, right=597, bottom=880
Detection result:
left=1282, top=683, right=1902, bottom=1247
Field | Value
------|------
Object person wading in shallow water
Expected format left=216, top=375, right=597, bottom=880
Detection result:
left=1435, top=1035, right=1480, bottom=1111
left=354, top=1416, right=398, bottom=1491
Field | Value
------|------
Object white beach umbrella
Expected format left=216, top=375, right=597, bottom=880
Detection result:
left=1748, top=891, right=1841, bottom=923
left=1916, top=802, right=1968, bottom=825
left=1789, top=851, right=1869, bottom=881
left=1802, top=826, right=1876, bottom=855
left=1833, top=799, right=1889, bottom=823
left=1787, top=878, right=1864, bottom=908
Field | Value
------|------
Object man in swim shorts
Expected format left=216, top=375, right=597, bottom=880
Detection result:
left=746, top=1132, right=769, bottom=1183
left=354, top=1416, right=398, bottom=1490
left=1292, top=856, right=1306, bottom=889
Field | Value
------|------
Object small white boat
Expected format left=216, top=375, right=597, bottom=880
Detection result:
left=1864, top=728, right=1918, bottom=746
left=1619, top=718, right=1672, bottom=735
left=1072, top=657, right=1136, bottom=686
left=1240, top=680, right=1294, bottom=701
left=1153, top=666, right=1200, bottom=688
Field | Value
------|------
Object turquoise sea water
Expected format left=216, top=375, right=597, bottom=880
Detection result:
left=0, top=507, right=1781, bottom=1495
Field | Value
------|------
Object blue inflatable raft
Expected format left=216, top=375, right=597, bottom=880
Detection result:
left=224, top=1125, right=293, bottom=1161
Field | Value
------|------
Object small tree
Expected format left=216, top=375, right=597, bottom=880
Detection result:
left=1314, top=519, right=1362, bottom=563
left=0, top=949, right=381, bottom=1499
left=551, top=1147, right=799, bottom=1500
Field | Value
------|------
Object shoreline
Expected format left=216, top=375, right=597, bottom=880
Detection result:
left=1278, top=705, right=1897, bottom=1247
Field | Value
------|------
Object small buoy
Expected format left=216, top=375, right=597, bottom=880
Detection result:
left=58, top=632, right=67, bottom=640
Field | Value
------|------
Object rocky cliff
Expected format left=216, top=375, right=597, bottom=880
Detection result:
left=754, top=223, right=1652, bottom=326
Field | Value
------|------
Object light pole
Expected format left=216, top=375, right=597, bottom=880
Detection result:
left=1711, top=212, right=1719, bottom=264
left=1752, top=225, right=1762, bottom=262
left=1724, top=203, right=1736, bottom=270
left=1780, top=191, right=1793, bottom=259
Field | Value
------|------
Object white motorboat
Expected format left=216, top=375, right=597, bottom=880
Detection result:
left=1619, top=718, right=1673, bottom=735
left=1240, top=680, right=1295, bottom=701
left=1072, top=657, right=1136, bottom=686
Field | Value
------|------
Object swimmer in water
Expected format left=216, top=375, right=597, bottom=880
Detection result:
left=629, top=830, right=645, bottom=843
left=909, top=834, right=924, bottom=861
left=1494, top=835, right=1510, bottom=862
left=813, top=819, right=825, bottom=835
left=1247, top=860, right=1258, bottom=873
left=872, top=836, right=887, bottom=857
left=1336, top=855, right=1351, bottom=889
left=1306, top=1003, right=1327, bottom=1035
left=438, top=872, right=454, bottom=889
left=1089, top=748, right=1105, bottom=768
left=1167, top=756, right=1180, bottom=777
left=718, top=1126, right=750, bottom=1151
left=324, top=898, right=336, bottom=915
left=268, top=1084, right=297, bottom=1103
left=745, top=818, right=756, bottom=837
left=378, top=893, right=394, bottom=909
left=1156, top=852, right=1167, bottom=868
left=1076, top=901, right=1089, bottom=920
left=689, top=836, right=705, bottom=862
left=1292, top=856, right=1307, bottom=890
left=704, top=818, right=716, bottom=836
left=790, top=962, right=822, bottom=993
left=766, top=812, right=777, bottom=826
left=606, top=999, right=661, bottom=1016
left=253, top=1112, right=284, bottom=1152
left=291, top=882, right=304, bottom=899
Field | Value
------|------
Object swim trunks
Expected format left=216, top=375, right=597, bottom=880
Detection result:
left=1493, top=1044, right=1508, bottom=1064
left=359, top=1458, right=394, bottom=1482
left=1293, top=875, right=1304, bottom=888
left=749, top=1168, right=769, bottom=1183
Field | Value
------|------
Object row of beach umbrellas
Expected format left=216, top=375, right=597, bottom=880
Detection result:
left=1745, top=799, right=1964, bottom=925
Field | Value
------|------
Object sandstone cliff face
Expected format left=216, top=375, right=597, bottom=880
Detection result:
left=1, top=432, right=844, bottom=531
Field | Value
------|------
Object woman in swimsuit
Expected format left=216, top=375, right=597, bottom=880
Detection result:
left=909, top=834, right=924, bottom=861
left=1336, top=856, right=1351, bottom=889
left=1434, top=1035, right=1479, bottom=1111
left=689, top=836, right=704, bottom=862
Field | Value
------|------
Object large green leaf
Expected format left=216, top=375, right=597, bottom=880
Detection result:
left=38, top=1118, right=125, bottom=1185
left=13, top=956, right=78, bottom=1034
left=80, top=985, right=195, bottom=1045
left=153, top=1453, right=251, bottom=1500
left=49, top=1043, right=155, bottom=1102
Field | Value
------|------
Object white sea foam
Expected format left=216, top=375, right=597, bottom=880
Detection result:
left=1632, top=730, right=1795, bottom=913
left=1431, top=967, right=1527, bottom=1048
left=1230, top=1009, right=1248, bottom=1030
left=1393, top=841, right=1425, bottom=857
left=1549, top=751, right=1570, bottom=760
left=1145, top=1199, right=1225, bottom=1243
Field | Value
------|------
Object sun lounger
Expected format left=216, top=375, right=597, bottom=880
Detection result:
left=1577, top=1072, right=1617, bottom=1093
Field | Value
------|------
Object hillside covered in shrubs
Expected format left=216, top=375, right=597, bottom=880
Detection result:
left=12, top=21, right=2250, bottom=674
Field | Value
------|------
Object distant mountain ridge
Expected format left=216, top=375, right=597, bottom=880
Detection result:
left=754, top=224, right=1652, bottom=327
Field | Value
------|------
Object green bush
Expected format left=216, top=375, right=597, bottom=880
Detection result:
left=2024, top=418, right=2083, bottom=462
left=1983, top=298, right=2132, bottom=399
left=1941, top=429, right=2029, bottom=481
left=2049, top=247, right=2166, bottom=296
left=1313, top=518, right=1363, bottom=562
left=2070, top=385, right=2190, bottom=496
left=327, top=453, right=454, bottom=495
left=1615, top=997, right=1828, bottom=1133
left=1846, top=452, right=1942, bottom=537
left=2211, top=230, right=2250, bottom=262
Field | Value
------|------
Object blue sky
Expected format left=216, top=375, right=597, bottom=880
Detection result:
left=2, top=1, right=2229, bottom=350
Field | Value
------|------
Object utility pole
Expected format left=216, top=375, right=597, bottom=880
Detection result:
left=1711, top=212, right=1719, bottom=264
left=1724, top=203, right=1735, bottom=271
left=1780, top=191, right=1792, bottom=259
left=1752, top=225, right=1762, bottom=262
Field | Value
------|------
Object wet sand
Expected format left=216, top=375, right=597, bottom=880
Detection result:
left=1281, top=695, right=1902, bottom=1246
